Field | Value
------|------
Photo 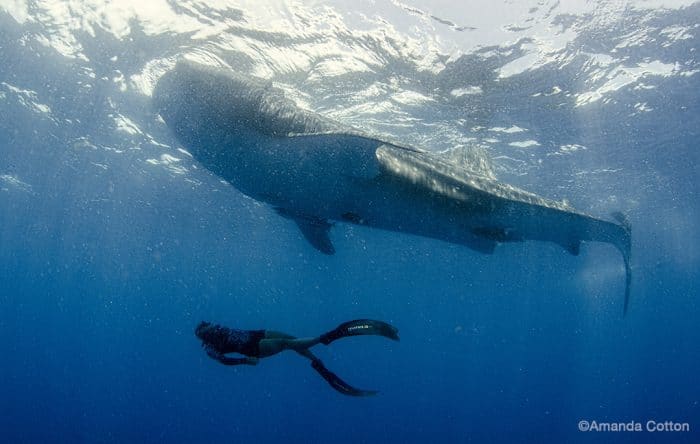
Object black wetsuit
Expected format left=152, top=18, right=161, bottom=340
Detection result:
left=196, top=322, right=265, bottom=365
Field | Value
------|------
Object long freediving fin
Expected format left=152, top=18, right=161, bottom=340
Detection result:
left=311, top=359, right=378, bottom=397
left=320, top=319, right=400, bottom=345
left=274, top=207, right=335, bottom=255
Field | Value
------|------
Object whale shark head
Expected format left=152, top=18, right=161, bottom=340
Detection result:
left=153, top=61, right=273, bottom=168
left=153, top=61, right=348, bottom=159
left=154, top=61, right=268, bottom=144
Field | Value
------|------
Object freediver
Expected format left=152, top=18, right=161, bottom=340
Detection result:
left=195, top=319, right=399, bottom=396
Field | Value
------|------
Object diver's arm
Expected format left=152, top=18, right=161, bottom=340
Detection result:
left=205, top=346, right=257, bottom=366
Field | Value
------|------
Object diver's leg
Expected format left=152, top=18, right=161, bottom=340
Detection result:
left=257, top=331, right=321, bottom=358
left=295, top=348, right=318, bottom=361
left=262, top=332, right=379, bottom=396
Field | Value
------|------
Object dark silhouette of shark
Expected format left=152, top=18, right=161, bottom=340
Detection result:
left=154, top=60, right=632, bottom=314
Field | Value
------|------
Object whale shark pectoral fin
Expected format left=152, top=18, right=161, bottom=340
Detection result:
left=296, top=219, right=335, bottom=255
left=274, top=208, right=335, bottom=255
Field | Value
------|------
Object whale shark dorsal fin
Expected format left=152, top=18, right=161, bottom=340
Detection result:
left=274, top=208, right=335, bottom=255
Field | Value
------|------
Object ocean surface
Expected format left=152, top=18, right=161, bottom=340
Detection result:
left=1, top=1, right=698, bottom=443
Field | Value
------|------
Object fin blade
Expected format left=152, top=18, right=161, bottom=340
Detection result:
left=311, top=359, right=378, bottom=397
left=321, top=319, right=400, bottom=344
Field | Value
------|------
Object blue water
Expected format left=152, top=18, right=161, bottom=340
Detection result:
left=1, top=2, right=698, bottom=443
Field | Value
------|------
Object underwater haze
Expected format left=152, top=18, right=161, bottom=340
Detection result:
left=1, top=1, right=699, bottom=443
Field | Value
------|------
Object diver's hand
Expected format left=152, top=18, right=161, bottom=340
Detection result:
left=245, top=357, right=259, bottom=366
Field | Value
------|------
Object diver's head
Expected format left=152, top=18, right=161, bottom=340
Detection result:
left=195, top=321, right=212, bottom=340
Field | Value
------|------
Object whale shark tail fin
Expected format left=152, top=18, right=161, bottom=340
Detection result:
left=311, top=359, right=378, bottom=396
left=611, top=212, right=632, bottom=316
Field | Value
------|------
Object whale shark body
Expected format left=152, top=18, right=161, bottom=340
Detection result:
left=153, top=61, right=632, bottom=313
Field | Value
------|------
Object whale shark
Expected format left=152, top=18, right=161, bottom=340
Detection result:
left=153, top=60, right=632, bottom=314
